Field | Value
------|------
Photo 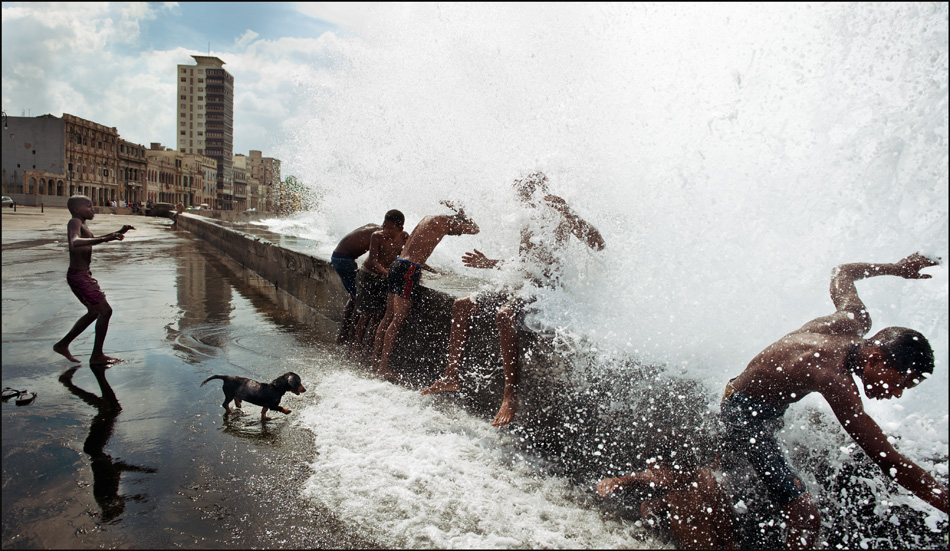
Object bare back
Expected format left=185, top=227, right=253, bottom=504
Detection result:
left=731, top=330, right=859, bottom=408
left=401, top=214, right=478, bottom=265
left=333, top=224, right=380, bottom=258
left=730, top=256, right=935, bottom=408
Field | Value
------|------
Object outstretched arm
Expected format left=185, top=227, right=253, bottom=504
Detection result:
left=543, top=195, right=605, bottom=251
left=462, top=249, right=501, bottom=269
left=825, top=382, right=948, bottom=513
left=831, top=253, right=938, bottom=313
left=800, top=253, right=940, bottom=336
left=68, top=221, right=134, bottom=250
left=596, top=465, right=691, bottom=497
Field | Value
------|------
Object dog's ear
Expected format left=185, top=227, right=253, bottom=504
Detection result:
left=279, top=372, right=299, bottom=389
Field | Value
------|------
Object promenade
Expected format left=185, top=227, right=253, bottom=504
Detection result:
left=1, top=206, right=372, bottom=549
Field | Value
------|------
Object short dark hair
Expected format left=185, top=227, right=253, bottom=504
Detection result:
left=868, top=327, right=934, bottom=375
left=67, top=195, right=91, bottom=215
left=384, top=209, right=404, bottom=227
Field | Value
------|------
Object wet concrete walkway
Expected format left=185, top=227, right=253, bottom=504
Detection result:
left=1, top=207, right=375, bottom=548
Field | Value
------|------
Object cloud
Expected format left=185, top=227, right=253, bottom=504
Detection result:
left=293, top=2, right=375, bottom=34
left=234, top=29, right=260, bottom=50
left=2, top=2, right=350, bottom=174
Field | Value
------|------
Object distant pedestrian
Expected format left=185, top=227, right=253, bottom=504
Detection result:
left=53, top=195, right=135, bottom=365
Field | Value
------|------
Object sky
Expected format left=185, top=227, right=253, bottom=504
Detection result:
left=1, top=2, right=372, bottom=177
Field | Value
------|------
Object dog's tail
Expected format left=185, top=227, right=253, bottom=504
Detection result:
left=200, top=375, right=224, bottom=387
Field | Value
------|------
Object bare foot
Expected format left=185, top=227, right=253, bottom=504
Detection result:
left=89, top=354, right=123, bottom=366
left=421, top=377, right=460, bottom=395
left=491, top=396, right=518, bottom=427
left=53, top=343, right=81, bottom=363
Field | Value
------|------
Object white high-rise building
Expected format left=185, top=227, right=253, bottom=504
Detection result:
left=176, top=55, right=234, bottom=209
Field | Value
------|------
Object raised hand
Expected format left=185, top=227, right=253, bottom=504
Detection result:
left=896, top=252, right=940, bottom=279
left=462, top=249, right=497, bottom=269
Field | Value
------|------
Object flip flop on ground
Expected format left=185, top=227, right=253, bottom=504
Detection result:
left=2, top=387, right=25, bottom=400
left=15, top=392, right=36, bottom=406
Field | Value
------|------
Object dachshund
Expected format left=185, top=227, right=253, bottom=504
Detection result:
left=201, top=372, right=305, bottom=420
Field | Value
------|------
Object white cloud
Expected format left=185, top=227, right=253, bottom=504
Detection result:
left=233, top=29, right=260, bottom=50
left=1, top=3, right=343, bottom=170
left=293, top=2, right=375, bottom=33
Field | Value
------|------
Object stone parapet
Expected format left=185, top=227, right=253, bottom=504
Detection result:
left=175, top=212, right=714, bottom=492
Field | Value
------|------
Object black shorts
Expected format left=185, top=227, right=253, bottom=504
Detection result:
left=355, top=270, right=388, bottom=313
left=387, top=258, right=423, bottom=301
left=472, top=291, right=536, bottom=327
left=719, top=383, right=806, bottom=506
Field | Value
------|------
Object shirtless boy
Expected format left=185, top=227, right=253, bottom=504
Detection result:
left=422, top=172, right=605, bottom=426
left=331, top=222, right=382, bottom=344
left=53, top=195, right=135, bottom=365
left=373, top=202, right=479, bottom=380
left=720, top=252, right=947, bottom=548
left=349, top=210, right=408, bottom=358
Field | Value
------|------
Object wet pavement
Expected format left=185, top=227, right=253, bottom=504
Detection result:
left=1, top=206, right=376, bottom=548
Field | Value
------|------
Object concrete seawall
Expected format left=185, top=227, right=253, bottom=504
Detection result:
left=175, top=212, right=723, bottom=493
left=175, top=214, right=717, bottom=484
left=173, top=213, right=948, bottom=549
left=175, top=213, right=502, bottom=403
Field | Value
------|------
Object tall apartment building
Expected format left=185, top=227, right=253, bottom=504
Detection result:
left=177, top=55, right=234, bottom=209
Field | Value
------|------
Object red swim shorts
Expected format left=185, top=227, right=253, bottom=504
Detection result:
left=67, top=268, right=106, bottom=307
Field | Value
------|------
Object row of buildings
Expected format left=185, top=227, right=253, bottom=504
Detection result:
left=1, top=56, right=285, bottom=212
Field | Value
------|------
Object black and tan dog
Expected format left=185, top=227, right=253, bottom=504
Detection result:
left=201, top=372, right=305, bottom=420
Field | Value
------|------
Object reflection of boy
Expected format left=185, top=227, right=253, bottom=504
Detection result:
left=331, top=223, right=380, bottom=344
left=720, top=253, right=947, bottom=548
left=422, top=172, right=605, bottom=426
left=349, top=210, right=408, bottom=357
left=373, top=202, right=480, bottom=380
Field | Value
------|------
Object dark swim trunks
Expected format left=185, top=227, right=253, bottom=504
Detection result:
left=355, top=269, right=388, bottom=313
left=387, top=257, right=422, bottom=300
left=67, top=268, right=106, bottom=307
left=331, top=253, right=359, bottom=297
left=719, top=380, right=807, bottom=506
left=472, top=290, right=536, bottom=328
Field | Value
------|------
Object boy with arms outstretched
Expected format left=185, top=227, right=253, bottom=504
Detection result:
left=720, top=252, right=947, bottom=548
left=421, top=172, right=605, bottom=426
left=53, top=195, right=134, bottom=365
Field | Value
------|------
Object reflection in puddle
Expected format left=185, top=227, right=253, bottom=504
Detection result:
left=58, top=365, right=157, bottom=523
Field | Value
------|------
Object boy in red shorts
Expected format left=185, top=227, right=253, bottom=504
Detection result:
left=53, top=195, right=134, bottom=366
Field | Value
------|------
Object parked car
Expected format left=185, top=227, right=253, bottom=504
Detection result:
left=2, top=196, right=14, bottom=208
